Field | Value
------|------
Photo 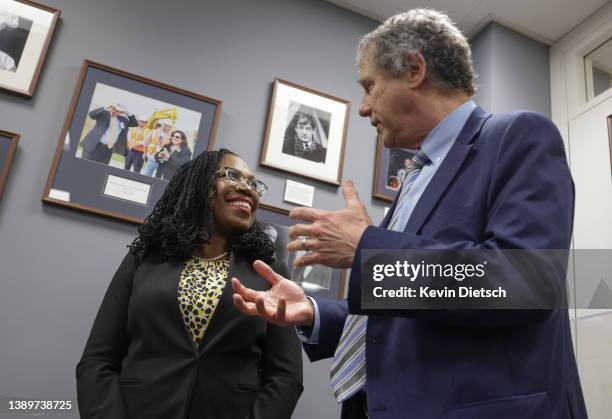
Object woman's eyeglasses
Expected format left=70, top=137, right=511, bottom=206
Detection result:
left=215, top=167, right=268, bottom=197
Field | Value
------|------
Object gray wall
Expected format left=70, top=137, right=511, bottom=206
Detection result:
left=471, top=22, right=551, bottom=116
left=0, top=0, right=379, bottom=418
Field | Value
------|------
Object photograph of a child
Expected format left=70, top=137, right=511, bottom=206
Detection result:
left=75, top=83, right=202, bottom=181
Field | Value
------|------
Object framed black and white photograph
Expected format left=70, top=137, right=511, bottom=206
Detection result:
left=373, top=135, right=414, bottom=202
left=0, top=0, right=59, bottom=97
left=42, top=60, right=221, bottom=224
left=260, top=78, right=349, bottom=186
left=0, top=129, right=19, bottom=199
left=257, top=203, right=347, bottom=300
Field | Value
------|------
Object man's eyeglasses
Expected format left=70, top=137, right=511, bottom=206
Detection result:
left=215, top=167, right=268, bottom=197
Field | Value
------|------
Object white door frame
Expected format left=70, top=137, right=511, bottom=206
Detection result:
left=550, top=2, right=612, bottom=330
left=550, top=1, right=612, bottom=154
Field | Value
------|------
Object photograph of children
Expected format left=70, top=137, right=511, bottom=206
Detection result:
left=75, top=83, right=202, bottom=181
left=386, top=148, right=415, bottom=191
left=0, top=10, right=32, bottom=73
left=281, top=101, right=331, bottom=164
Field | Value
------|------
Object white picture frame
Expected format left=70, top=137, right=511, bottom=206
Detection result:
left=0, top=0, right=60, bottom=97
left=260, top=78, right=350, bottom=186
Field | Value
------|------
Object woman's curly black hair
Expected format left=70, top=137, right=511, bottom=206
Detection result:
left=129, top=148, right=275, bottom=263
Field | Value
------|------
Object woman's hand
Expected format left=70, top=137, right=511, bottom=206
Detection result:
left=232, top=260, right=314, bottom=327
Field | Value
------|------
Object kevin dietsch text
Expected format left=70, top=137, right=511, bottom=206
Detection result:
left=372, top=285, right=507, bottom=299
left=370, top=260, right=507, bottom=299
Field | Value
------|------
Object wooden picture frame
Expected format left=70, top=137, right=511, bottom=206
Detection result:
left=0, top=130, right=19, bottom=199
left=373, top=135, right=414, bottom=202
left=257, top=202, right=347, bottom=300
left=260, top=78, right=350, bottom=186
left=42, top=59, right=222, bottom=224
left=0, top=0, right=60, bottom=97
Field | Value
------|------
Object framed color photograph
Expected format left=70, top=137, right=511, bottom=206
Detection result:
left=0, top=0, right=60, bottom=97
left=0, top=129, right=19, bottom=199
left=260, top=78, right=350, bottom=186
left=42, top=60, right=221, bottom=224
left=257, top=203, right=347, bottom=300
left=373, top=135, right=415, bottom=202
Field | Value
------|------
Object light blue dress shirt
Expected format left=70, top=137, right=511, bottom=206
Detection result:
left=300, top=100, right=477, bottom=344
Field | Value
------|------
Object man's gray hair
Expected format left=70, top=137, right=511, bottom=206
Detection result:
left=358, top=9, right=476, bottom=96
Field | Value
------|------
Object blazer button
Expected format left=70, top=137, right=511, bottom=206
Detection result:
left=370, top=337, right=383, bottom=344
left=373, top=406, right=387, bottom=412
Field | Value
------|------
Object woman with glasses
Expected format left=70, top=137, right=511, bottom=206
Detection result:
left=154, top=130, right=193, bottom=180
left=76, top=149, right=303, bottom=419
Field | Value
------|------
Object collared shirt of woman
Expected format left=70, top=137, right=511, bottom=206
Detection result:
left=76, top=149, right=303, bottom=419
left=154, top=130, right=193, bottom=180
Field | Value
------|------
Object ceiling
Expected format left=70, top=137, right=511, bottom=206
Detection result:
left=324, top=0, right=610, bottom=45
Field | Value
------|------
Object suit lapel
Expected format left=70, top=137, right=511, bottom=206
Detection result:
left=163, top=258, right=199, bottom=352
left=403, top=107, right=490, bottom=234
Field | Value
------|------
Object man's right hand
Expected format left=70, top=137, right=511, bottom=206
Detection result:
left=232, top=260, right=314, bottom=327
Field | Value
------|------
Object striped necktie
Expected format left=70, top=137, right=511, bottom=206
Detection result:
left=387, top=150, right=432, bottom=231
left=330, top=149, right=431, bottom=403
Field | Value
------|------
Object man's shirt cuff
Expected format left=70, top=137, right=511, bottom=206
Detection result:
left=296, top=297, right=320, bottom=344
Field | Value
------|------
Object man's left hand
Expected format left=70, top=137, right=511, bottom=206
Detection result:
left=287, top=180, right=372, bottom=269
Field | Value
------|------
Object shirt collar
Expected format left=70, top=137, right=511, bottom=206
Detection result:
left=298, top=139, right=316, bottom=151
left=419, top=100, right=476, bottom=164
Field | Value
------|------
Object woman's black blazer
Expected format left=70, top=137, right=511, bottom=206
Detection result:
left=76, top=250, right=303, bottom=419
left=155, top=145, right=192, bottom=179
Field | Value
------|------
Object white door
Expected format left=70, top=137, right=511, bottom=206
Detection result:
left=568, top=94, right=612, bottom=419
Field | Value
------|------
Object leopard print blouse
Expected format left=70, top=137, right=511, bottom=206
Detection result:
left=177, top=254, right=230, bottom=345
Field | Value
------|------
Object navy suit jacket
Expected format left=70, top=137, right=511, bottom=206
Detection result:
left=304, top=107, right=587, bottom=419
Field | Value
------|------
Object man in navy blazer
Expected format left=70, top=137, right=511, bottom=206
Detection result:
left=232, top=8, right=587, bottom=419
left=80, top=105, right=138, bottom=164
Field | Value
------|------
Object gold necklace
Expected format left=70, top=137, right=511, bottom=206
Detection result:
left=193, top=251, right=229, bottom=262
